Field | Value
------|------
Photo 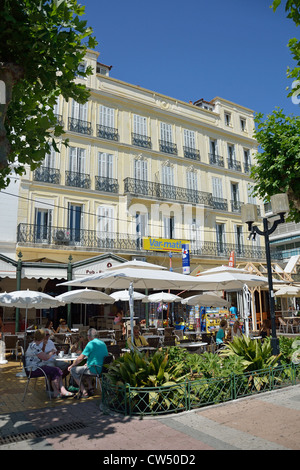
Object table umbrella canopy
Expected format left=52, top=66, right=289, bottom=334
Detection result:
left=55, top=288, right=115, bottom=304
left=191, top=271, right=269, bottom=291
left=196, top=265, right=249, bottom=276
left=274, top=286, right=300, bottom=297
left=143, top=292, right=182, bottom=303
left=0, top=289, right=61, bottom=309
left=0, top=290, right=62, bottom=338
left=108, top=260, right=167, bottom=270
left=110, top=290, right=147, bottom=301
left=181, top=293, right=231, bottom=307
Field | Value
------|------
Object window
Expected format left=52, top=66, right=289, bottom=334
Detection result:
left=189, top=218, right=201, bottom=250
left=227, top=144, right=235, bottom=164
left=224, top=112, right=231, bottom=126
left=69, top=147, right=86, bottom=173
left=210, top=139, right=217, bottom=156
left=71, top=100, right=88, bottom=121
left=136, top=212, right=148, bottom=239
left=35, top=208, right=52, bottom=242
left=240, top=118, right=246, bottom=132
left=244, top=149, right=251, bottom=172
left=99, top=105, right=115, bottom=128
left=134, top=159, right=148, bottom=181
left=162, top=163, right=174, bottom=186
left=163, top=215, right=175, bottom=239
left=76, top=62, right=87, bottom=78
left=97, top=205, right=114, bottom=239
left=187, top=169, right=197, bottom=191
left=43, top=145, right=56, bottom=168
left=98, top=152, right=113, bottom=178
left=247, top=184, right=256, bottom=205
left=184, top=129, right=196, bottom=148
left=68, top=204, right=83, bottom=243
left=235, top=225, right=244, bottom=254
left=133, top=114, right=148, bottom=136
left=160, top=122, right=173, bottom=142
left=216, top=223, right=225, bottom=253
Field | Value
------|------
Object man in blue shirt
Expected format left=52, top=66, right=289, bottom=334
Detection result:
left=68, top=328, right=108, bottom=397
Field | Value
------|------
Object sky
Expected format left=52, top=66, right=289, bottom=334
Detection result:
left=81, top=0, right=299, bottom=118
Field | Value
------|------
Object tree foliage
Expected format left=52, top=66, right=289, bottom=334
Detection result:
left=251, top=108, right=300, bottom=222
left=0, top=0, right=97, bottom=188
left=272, top=0, right=300, bottom=101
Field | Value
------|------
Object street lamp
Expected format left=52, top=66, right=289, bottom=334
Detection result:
left=241, top=193, right=290, bottom=356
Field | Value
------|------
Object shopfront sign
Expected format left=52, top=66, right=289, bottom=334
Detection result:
left=143, top=237, right=189, bottom=253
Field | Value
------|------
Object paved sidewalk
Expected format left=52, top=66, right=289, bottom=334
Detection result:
left=0, top=384, right=299, bottom=452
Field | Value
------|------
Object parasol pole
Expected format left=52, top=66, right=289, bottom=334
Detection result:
left=129, top=282, right=135, bottom=350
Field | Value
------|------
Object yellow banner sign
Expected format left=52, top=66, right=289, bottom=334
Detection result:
left=143, top=237, right=189, bottom=253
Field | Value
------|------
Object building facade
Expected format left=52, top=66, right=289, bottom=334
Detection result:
left=12, top=48, right=273, bottom=277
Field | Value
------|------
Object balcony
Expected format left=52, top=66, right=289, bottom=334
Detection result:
left=17, top=223, right=282, bottom=261
left=209, top=153, right=224, bottom=167
left=54, top=114, right=64, bottom=127
left=33, top=167, right=60, bottom=185
left=183, top=146, right=200, bottom=161
left=65, top=171, right=91, bottom=189
left=231, top=200, right=243, bottom=213
left=228, top=159, right=242, bottom=172
left=211, top=197, right=228, bottom=211
left=95, top=176, right=119, bottom=193
left=68, top=117, right=92, bottom=135
left=124, top=178, right=212, bottom=205
left=97, top=124, right=119, bottom=141
left=159, top=140, right=177, bottom=155
left=132, top=133, right=152, bottom=149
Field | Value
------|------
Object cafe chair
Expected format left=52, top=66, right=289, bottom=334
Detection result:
left=76, top=354, right=114, bottom=397
left=163, top=336, right=176, bottom=347
left=4, top=334, right=19, bottom=359
left=20, top=347, right=52, bottom=402
left=278, top=317, right=287, bottom=333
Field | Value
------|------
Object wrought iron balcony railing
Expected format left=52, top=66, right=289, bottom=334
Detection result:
left=228, top=159, right=242, bottom=172
left=97, top=124, right=119, bottom=141
left=68, top=117, right=92, bottom=135
left=65, top=171, right=91, bottom=189
left=33, top=167, right=60, bottom=185
left=244, top=162, right=252, bottom=174
left=183, top=146, right=200, bottom=161
left=95, top=176, right=119, bottom=193
left=17, top=223, right=282, bottom=261
left=54, top=114, right=64, bottom=127
left=211, top=197, right=228, bottom=211
left=231, top=200, right=243, bottom=213
left=131, top=133, right=152, bottom=149
left=209, top=153, right=224, bottom=167
left=124, top=178, right=212, bottom=205
left=159, top=140, right=178, bottom=155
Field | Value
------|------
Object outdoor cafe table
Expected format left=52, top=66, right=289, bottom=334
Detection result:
left=178, top=342, right=208, bottom=353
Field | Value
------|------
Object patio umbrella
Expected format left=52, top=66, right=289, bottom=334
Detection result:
left=274, top=286, right=300, bottom=297
left=0, top=289, right=61, bottom=332
left=108, top=260, right=167, bottom=270
left=196, top=265, right=249, bottom=276
left=110, top=290, right=147, bottom=301
left=143, top=292, right=182, bottom=303
left=55, top=288, right=115, bottom=325
left=181, top=293, right=231, bottom=307
left=191, top=271, right=269, bottom=291
left=0, top=289, right=62, bottom=373
left=142, top=291, right=183, bottom=326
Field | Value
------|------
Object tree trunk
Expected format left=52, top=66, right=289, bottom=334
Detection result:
left=0, top=63, right=23, bottom=170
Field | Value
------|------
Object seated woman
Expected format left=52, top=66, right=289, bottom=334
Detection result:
left=56, top=318, right=71, bottom=334
left=25, top=329, right=73, bottom=398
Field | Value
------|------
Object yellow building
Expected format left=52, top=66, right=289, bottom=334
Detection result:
left=16, top=49, right=271, bottom=275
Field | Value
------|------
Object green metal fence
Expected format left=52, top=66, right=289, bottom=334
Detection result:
left=101, top=363, right=300, bottom=416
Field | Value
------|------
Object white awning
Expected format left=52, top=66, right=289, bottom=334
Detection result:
left=22, top=266, right=67, bottom=280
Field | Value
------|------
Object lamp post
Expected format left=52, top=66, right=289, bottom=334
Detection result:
left=241, top=193, right=290, bottom=356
